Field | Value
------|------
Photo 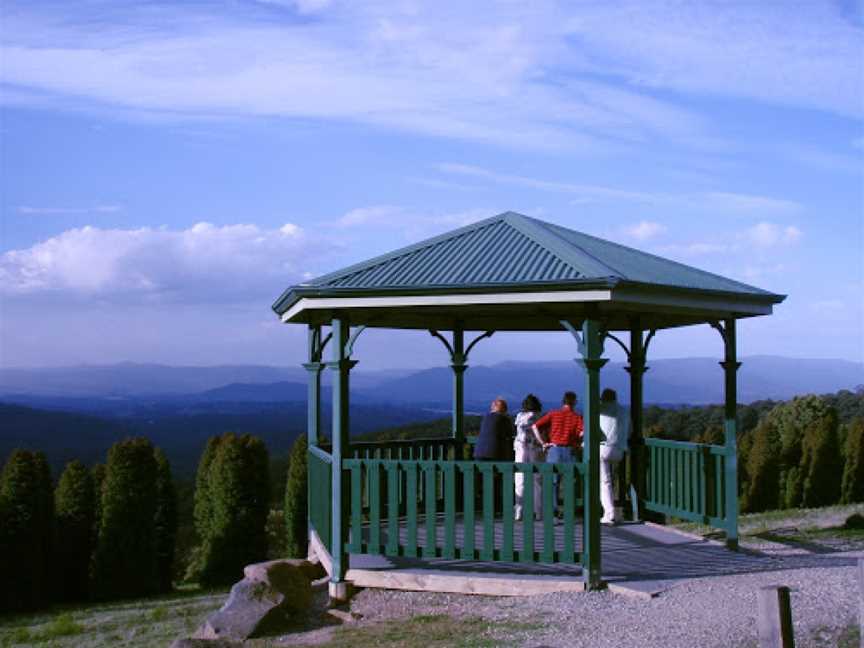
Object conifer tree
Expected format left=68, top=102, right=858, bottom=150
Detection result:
left=742, top=420, right=780, bottom=513
left=801, top=408, right=843, bottom=507
left=153, top=448, right=178, bottom=593
left=841, top=417, right=864, bottom=504
left=92, top=438, right=159, bottom=600
left=284, top=435, right=308, bottom=558
left=186, top=435, right=222, bottom=580
left=194, top=433, right=270, bottom=586
left=54, top=460, right=95, bottom=602
left=0, top=450, right=54, bottom=612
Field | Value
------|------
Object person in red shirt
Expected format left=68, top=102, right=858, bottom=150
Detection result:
left=531, top=391, right=583, bottom=518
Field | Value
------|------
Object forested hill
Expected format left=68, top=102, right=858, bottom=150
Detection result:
left=0, top=401, right=443, bottom=478
left=360, top=388, right=864, bottom=445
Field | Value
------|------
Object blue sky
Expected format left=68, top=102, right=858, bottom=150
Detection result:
left=1, top=0, right=862, bottom=370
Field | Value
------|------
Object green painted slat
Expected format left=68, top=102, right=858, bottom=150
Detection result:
left=542, top=464, right=555, bottom=563
left=500, top=464, right=514, bottom=562
left=482, top=464, right=495, bottom=561
left=350, top=464, right=363, bottom=553
left=521, top=463, right=534, bottom=563
left=562, top=463, right=576, bottom=563
left=424, top=463, right=437, bottom=558
left=369, top=461, right=382, bottom=553
left=715, top=454, right=724, bottom=521
left=443, top=463, right=456, bottom=559
left=405, top=463, right=418, bottom=558
left=699, top=448, right=708, bottom=517
left=462, top=463, right=475, bottom=559
left=386, top=463, right=399, bottom=557
left=686, top=450, right=693, bottom=513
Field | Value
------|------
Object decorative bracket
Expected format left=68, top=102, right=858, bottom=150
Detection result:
left=344, top=326, right=367, bottom=358
left=708, top=320, right=728, bottom=345
left=465, top=330, right=494, bottom=358
left=429, top=329, right=494, bottom=364
left=603, top=331, right=630, bottom=359
left=429, top=330, right=454, bottom=358
left=309, top=327, right=333, bottom=363
left=562, top=319, right=609, bottom=359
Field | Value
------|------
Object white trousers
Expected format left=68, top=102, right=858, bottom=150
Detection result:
left=600, top=444, right=624, bottom=523
left=514, top=441, right=543, bottom=519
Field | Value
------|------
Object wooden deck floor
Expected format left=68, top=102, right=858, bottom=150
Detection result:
left=334, top=517, right=780, bottom=598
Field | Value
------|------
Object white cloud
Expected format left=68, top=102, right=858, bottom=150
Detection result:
left=742, top=223, right=802, bottom=248
left=0, top=222, right=321, bottom=301
left=17, top=205, right=123, bottom=215
left=564, top=2, right=862, bottom=117
left=334, top=205, right=495, bottom=239
left=255, top=0, right=332, bottom=13
left=337, top=206, right=406, bottom=227
left=621, top=221, right=666, bottom=241
left=437, top=162, right=803, bottom=215
left=0, top=3, right=711, bottom=152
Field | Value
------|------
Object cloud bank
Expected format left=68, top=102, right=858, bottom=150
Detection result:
left=0, top=222, right=317, bottom=302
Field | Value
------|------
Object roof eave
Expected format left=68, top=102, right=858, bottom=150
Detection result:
left=272, top=277, right=623, bottom=316
left=613, top=279, right=786, bottom=305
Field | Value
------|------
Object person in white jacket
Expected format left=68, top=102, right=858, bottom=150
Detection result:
left=599, top=388, right=630, bottom=525
left=513, top=394, right=544, bottom=521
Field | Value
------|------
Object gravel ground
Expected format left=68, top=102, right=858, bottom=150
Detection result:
left=335, top=543, right=863, bottom=648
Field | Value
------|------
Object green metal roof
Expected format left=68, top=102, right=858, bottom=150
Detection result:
left=273, top=212, right=783, bottom=316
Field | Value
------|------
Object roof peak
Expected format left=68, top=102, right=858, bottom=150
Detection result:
left=273, top=210, right=779, bottom=314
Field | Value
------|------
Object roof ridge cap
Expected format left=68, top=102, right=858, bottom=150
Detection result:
left=504, top=213, right=624, bottom=278
left=543, top=220, right=772, bottom=295
left=306, top=212, right=507, bottom=287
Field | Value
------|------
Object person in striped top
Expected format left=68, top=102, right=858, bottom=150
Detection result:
left=532, top=391, right=583, bottom=518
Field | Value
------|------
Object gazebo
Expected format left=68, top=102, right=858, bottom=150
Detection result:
left=272, top=211, right=785, bottom=598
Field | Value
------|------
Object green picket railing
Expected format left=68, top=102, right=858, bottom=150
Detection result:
left=348, top=437, right=463, bottom=461
left=308, top=445, right=333, bottom=551
left=644, top=438, right=726, bottom=527
left=343, top=458, right=584, bottom=564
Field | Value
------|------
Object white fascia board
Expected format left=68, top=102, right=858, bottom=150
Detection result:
left=281, top=290, right=613, bottom=323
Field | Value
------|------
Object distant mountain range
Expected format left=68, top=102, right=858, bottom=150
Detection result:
left=0, top=357, right=860, bottom=478
left=2, top=356, right=861, bottom=407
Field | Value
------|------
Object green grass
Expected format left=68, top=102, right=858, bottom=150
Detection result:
left=671, top=502, right=864, bottom=539
left=0, top=586, right=228, bottom=648
left=303, top=614, right=545, bottom=648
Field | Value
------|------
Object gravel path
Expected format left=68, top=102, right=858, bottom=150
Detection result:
left=341, top=543, right=863, bottom=648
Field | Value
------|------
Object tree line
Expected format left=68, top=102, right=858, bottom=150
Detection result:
left=2, top=387, right=861, bottom=615
left=0, top=431, right=311, bottom=616
left=0, top=438, right=176, bottom=613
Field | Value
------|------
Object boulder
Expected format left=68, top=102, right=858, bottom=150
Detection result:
left=193, top=559, right=318, bottom=640
left=245, top=558, right=326, bottom=586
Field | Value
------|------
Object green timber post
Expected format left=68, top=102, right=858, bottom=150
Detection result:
left=328, top=316, right=355, bottom=597
left=452, top=328, right=466, bottom=450
left=720, top=318, right=740, bottom=550
left=303, top=325, right=325, bottom=560
left=303, top=325, right=325, bottom=447
left=576, top=318, right=607, bottom=590
left=626, top=323, right=648, bottom=519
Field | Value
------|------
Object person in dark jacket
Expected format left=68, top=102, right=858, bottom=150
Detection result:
left=474, top=398, right=514, bottom=461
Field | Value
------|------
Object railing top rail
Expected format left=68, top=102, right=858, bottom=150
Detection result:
left=348, top=437, right=458, bottom=448
left=645, top=437, right=725, bottom=452
left=309, top=445, right=334, bottom=464
left=342, top=457, right=586, bottom=474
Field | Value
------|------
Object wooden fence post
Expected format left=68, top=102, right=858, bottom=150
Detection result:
left=757, top=585, right=794, bottom=648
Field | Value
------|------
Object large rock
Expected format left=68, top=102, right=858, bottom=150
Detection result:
left=245, top=558, right=326, bottom=586
left=193, top=559, right=321, bottom=640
